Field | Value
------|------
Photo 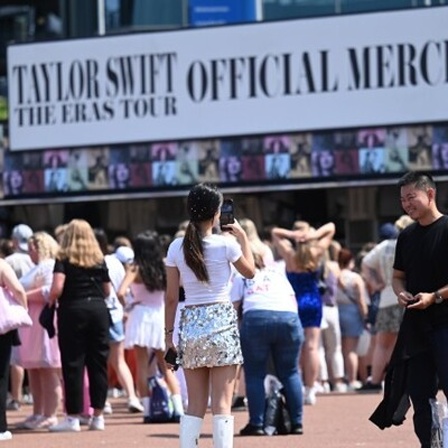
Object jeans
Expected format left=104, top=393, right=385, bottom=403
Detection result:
left=407, top=326, right=448, bottom=448
left=240, top=310, right=304, bottom=427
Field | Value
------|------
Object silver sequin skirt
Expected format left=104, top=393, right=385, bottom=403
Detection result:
left=178, top=301, right=243, bottom=370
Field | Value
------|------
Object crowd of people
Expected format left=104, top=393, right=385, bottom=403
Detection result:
left=0, top=171, right=445, bottom=448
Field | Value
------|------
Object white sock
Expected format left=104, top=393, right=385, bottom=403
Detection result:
left=171, top=394, right=184, bottom=415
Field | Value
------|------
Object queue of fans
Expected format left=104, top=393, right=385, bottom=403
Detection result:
left=0, top=198, right=412, bottom=442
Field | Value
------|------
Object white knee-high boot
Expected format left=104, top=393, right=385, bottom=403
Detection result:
left=180, top=415, right=203, bottom=448
left=212, top=415, right=234, bottom=448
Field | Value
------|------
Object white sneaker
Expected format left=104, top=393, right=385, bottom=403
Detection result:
left=89, top=416, right=105, bottom=431
left=0, top=431, right=12, bottom=441
left=304, top=386, right=317, bottom=405
left=128, top=397, right=144, bottom=413
left=334, top=382, right=348, bottom=393
left=103, top=401, right=113, bottom=415
left=49, top=417, right=81, bottom=432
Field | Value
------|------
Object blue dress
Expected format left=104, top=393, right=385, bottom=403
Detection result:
left=286, top=271, right=322, bottom=328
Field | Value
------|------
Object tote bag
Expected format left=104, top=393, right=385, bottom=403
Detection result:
left=0, top=287, right=32, bottom=335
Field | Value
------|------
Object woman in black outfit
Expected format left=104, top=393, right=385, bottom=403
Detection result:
left=47, top=219, right=111, bottom=432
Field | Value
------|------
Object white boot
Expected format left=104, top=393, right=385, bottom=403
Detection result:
left=180, top=414, right=203, bottom=448
left=212, top=415, right=234, bottom=448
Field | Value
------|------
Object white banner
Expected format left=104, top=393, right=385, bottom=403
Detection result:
left=7, top=7, right=448, bottom=151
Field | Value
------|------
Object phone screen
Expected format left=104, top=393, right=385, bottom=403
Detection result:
left=220, top=199, right=234, bottom=227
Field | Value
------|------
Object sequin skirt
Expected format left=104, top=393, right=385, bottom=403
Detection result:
left=178, top=301, right=243, bottom=370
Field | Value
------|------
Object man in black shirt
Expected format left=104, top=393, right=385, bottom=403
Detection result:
left=392, top=171, right=448, bottom=448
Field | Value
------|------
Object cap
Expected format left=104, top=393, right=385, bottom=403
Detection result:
left=114, top=246, right=134, bottom=264
left=11, top=224, right=33, bottom=252
left=379, top=222, right=398, bottom=240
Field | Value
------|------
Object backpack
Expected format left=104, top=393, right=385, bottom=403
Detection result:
left=147, top=375, right=173, bottom=423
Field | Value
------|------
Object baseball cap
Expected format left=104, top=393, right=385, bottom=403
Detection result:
left=11, top=224, right=33, bottom=252
left=379, top=223, right=398, bottom=240
left=114, top=246, right=134, bottom=264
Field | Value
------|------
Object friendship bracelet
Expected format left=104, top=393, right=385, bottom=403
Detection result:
left=164, top=328, right=174, bottom=335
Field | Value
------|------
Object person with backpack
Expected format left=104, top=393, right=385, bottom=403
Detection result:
left=164, top=183, right=255, bottom=448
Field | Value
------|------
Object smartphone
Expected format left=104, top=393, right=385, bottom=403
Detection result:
left=220, top=199, right=235, bottom=228
left=164, top=348, right=179, bottom=371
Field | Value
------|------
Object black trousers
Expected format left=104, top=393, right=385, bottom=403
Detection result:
left=57, top=298, right=110, bottom=414
left=0, top=332, right=13, bottom=432
left=407, top=327, right=448, bottom=448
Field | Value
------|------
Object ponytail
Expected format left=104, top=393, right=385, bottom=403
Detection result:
left=183, top=221, right=209, bottom=282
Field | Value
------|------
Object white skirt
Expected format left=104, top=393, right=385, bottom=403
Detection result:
left=124, top=304, right=165, bottom=350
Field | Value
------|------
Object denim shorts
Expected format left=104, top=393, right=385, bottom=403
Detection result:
left=338, top=303, right=364, bottom=338
left=109, top=320, right=125, bottom=343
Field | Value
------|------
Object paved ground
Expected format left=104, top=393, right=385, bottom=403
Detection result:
left=6, top=391, right=419, bottom=448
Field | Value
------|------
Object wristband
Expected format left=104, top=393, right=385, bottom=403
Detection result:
left=164, top=328, right=174, bottom=335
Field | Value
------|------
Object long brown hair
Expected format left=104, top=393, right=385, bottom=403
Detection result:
left=183, top=183, right=222, bottom=282
left=294, top=241, right=319, bottom=271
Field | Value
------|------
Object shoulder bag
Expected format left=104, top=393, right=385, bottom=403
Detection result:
left=0, top=287, right=32, bottom=335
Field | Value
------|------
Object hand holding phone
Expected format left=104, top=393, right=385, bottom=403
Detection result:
left=220, top=199, right=235, bottom=229
left=164, top=347, right=179, bottom=371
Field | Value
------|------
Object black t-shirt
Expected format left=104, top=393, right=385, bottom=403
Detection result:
left=54, top=258, right=110, bottom=303
left=394, top=215, right=448, bottom=330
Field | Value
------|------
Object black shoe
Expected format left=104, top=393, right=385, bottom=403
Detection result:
left=231, top=396, right=247, bottom=411
left=239, top=423, right=265, bottom=436
left=290, top=424, right=303, bottom=435
left=358, top=381, right=382, bottom=393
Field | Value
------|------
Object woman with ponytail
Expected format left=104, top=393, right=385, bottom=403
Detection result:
left=165, top=183, right=255, bottom=448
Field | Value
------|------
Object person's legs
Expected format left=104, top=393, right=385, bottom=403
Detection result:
left=108, top=341, right=143, bottom=412
left=85, top=305, right=110, bottom=418
left=133, top=346, right=150, bottom=399
left=210, top=365, right=238, bottom=448
left=27, top=369, right=43, bottom=416
left=323, top=306, right=345, bottom=387
left=0, top=333, right=13, bottom=434
left=240, top=311, right=271, bottom=427
left=41, top=368, right=62, bottom=421
left=301, top=326, right=321, bottom=404
left=271, top=313, right=303, bottom=428
left=341, top=336, right=359, bottom=386
left=179, top=368, right=209, bottom=448
left=369, top=331, right=397, bottom=384
left=407, top=350, right=437, bottom=448
left=8, top=362, right=24, bottom=409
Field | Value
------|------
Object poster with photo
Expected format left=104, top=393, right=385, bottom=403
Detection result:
left=241, top=137, right=264, bottom=155
left=384, top=127, right=408, bottom=173
left=289, top=133, right=312, bottom=178
left=220, top=156, right=242, bottom=183
left=4, top=152, right=24, bottom=196
left=44, top=168, right=68, bottom=192
left=407, top=125, right=433, bottom=170
left=241, top=155, right=265, bottom=181
left=152, top=161, right=177, bottom=186
left=150, top=143, right=177, bottom=161
left=312, top=132, right=336, bottom=177
left=87, top=147, right=110, bottom=190
left=265, top=153, right=290, bottom=179
left=334, top=130, right=357, bottom=150
left=43, top=149, right=69, bottom=169
left=359, top=148, right=386, bottom=174
left=357, top=128, right=386, bottom=149
left=263, top=135, right=290, bottom=154
left=129, top=144, right=151, bottom=163
left=220, top=139, right=242, bottom=157
left=23, top=170, right=44, bottom=194
left=67, top=149, right=89, bottom=191
left=22, top=152, right=43, bottom=170
left=432, top=125, right=448, bottom=170
left=109, top=147, right=131, bottom=190
left=130, top=163, right=152, bottom=187
left=197, top=140, right=220, bottom=182
left=334, top=149, right=359, bottom=175
left=176, top=142, right=199, bottom=185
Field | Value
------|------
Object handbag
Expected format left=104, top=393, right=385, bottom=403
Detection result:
left=0, top=287, right=32, bottom=335
left=38, top=303, right=56, bottom=338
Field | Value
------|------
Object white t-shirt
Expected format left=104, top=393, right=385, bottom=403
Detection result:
left=105, top=254, right=125, bottom=322
left=362, top=239, right=397, bottom=308
left=230, top=267, right=298, bottom=314
left=165, top=234, right=242, bottom=306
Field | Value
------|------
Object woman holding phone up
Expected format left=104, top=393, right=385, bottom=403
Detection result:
left=164, top=183, right=255, bottom=448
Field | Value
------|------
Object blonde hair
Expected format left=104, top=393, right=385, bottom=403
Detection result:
left=240, top=218, right=259, bottom=241
left=58, top=219, right=104, bottom=267
left=54, top=224, right=67, bottom=243
left=395, top=214, right=414, bottom=231
left=294, top=241, right=319, bottom=271
left=29, top=232, right=59, bottom=261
